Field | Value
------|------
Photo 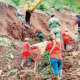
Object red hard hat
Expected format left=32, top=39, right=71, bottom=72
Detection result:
left=37, top=28, right=39, bottom=30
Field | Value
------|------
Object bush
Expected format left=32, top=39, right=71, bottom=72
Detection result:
left=11, top=0, right=20, bottom=6
left=55, top=7, right=63, bottom=11
left=37, top=3, right=49, bottom=11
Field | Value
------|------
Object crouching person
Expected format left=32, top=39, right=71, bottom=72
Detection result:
left=35, top=28, right=45, bottom=42
left=20, top=38, right=34, bottom=69
left=45, top=34, right=63, bottom=80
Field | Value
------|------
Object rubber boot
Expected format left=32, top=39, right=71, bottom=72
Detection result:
left=20, top=60, right=25, bottom=69
left=67, top=45, right=70, bottom=50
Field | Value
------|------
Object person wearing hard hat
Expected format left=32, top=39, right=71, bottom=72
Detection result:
left=20, top=38, right=34, bottom=69
left=35, top=28, right=44, bottom=42
left=48, top=14, right=61, bottom=42
left=62, top=29, right=70, bottom=51
left=45, top=34, right=63, bottom=80
left=75, top=14, right=80, bottom=50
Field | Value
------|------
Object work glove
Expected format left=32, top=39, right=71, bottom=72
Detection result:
left=47, top=39, right=49, bottom=41
left=75, top=33, right=78, bottom=38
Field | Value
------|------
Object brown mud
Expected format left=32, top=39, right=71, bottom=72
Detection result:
left=0, top=3, right=80, bottom=80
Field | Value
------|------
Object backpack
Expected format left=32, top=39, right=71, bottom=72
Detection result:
left=37, top=30, right=43, bottom=37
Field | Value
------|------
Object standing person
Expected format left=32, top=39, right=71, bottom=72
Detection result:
left=62, top=29, right=70, bottom=51
left=20, top=38, right=34, bottom=69
left=45, top=34, right=63, bottom=80
left=75, top=14, right=80, bottom=50
left=48, top=14, right=61, bottom=42
left=35, top=28, right=44, bottom=42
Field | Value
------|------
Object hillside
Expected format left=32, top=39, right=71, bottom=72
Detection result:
left=0, top=3, right=80, bottom=80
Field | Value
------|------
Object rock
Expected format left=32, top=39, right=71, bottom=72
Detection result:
left=0, top=70, right=2, bottom=76
left=7, top=65, right=11, bottom=70
left=72, top=52, right=78, bottom=56
left=76, top=72, right=80, bottom=76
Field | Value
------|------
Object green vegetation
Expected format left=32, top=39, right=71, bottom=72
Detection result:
left=2, top=68, right=19, bottom=79
left=27, top=72, right=33, bottom=77
left=37, top=51, right=53, bottom=77
left=0, top=0, right=80, bottom=13
left=0, top=36, right=15, bottom=61
left=11, top=0, right=20, bottom=6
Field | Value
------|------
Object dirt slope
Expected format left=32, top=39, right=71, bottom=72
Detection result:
left=0, top=2, right=80, bottom=80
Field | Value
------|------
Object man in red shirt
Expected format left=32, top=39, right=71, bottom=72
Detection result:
left=62, top=29, right=70, bottom=51
left=45, top=34, right=63, bottom=80
left=20, top=38, right=34, bottom=69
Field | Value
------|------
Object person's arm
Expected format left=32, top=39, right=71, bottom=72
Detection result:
left=35, top=30, right=38, bottom=35
left=57, top=19, right=61, bottom=26
left=48, top=20, right=51, bottom=28
left=45, top=42, right=49, bottom=51
left=75, top=20, right=79, bottom=34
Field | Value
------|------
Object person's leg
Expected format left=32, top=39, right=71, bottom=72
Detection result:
left=58, top=60, right=63, bottom=78
left=78, top=33, right=80, bottom=50
left=27, top=51, right=33, bottom=58
left=38, top=33, right=44, bottom=42
left=67, top=45, right=70, bottom=50
left=50, top=58, right=60, bottom=80
left=20, top=56, right=27, bottom=69
left=64, top=44, right=66, bottom=50
left=40, top=35, right=45, bottom=41
left=29, top=57, right=32, bottom=63
left=55, top=32, right=60, bottom=42
left=63, top=39, right=66, bottom=50
left=66, top=39, right=70, bottom=50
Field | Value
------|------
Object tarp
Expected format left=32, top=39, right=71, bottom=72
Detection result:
left=31, top=41, right=47, bottom=62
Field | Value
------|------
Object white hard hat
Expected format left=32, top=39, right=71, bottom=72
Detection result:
left=24, top=38, right=29, bottom=41
left=64, top=28, right=68, bottom=31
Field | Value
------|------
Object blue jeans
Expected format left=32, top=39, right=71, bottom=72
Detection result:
left=50, top=58, right=62, bottom=76
left=78, top=33, right=80, bottom=50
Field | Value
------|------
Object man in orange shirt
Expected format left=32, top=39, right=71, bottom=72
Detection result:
left=45, top=34, right=63, bottom=80
left=62, top=29, right=70, bottom=51
left=20, top=38, right=34, bottom=69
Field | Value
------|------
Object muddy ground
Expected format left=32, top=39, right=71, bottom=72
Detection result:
left=0, top=3, right=80, bottom=80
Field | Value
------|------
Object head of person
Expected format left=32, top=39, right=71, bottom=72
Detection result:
left=76, top=14, right=80, bottom=18
left=51, top=14, right=55, bottom=18
left=64, top=28, right=68, bottom=32
left=36, top=28, right=39, bottom=31
left=24, top=38, right=29, bottom=42
left=48, top=34, right=55, bottom=41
